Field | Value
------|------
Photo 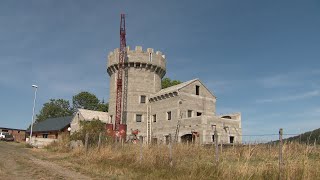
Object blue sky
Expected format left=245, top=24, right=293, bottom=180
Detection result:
left=0, top=0, right=319, bottom=140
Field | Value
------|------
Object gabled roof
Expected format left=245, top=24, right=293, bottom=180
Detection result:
left=150, top=79, right=199, bottom=98
left=27, top=116, right=73, bottom=133
left=78, top=109, right=109, bottom=122
left=0, top=127, right=26, bottom=131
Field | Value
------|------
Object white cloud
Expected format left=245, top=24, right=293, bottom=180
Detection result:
left=258, top=69, right=319, bottom=88
left=256, top=90, right=320, bottom=103
left=259, top=74, right=295, bottom=88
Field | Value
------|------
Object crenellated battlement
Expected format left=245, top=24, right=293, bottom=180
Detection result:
left=107, top=46, right=166, bottom=78
left=108, top=46, right=165, bottom=59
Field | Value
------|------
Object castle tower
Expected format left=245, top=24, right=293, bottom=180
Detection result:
left=107, top=46, right=166, bottom=137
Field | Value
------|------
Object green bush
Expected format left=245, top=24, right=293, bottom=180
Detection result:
left=70, top=119, right=106, bottom=146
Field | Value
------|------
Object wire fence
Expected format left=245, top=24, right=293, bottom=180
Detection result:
left=69, top=128, right=320, bottom=179
left=75, top=130, right=320, bottom=149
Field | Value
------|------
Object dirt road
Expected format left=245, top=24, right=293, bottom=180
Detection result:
left=0, top=141, right=92, bottom=180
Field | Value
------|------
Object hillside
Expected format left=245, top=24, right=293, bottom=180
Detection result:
left=286, top=128, right=320, bottom=144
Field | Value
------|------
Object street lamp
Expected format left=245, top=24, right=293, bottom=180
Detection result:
left=29, top=84, right=38, bottom=144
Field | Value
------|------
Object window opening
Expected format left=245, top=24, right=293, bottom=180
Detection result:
left=136, top=114, right=142, bottom=122
left=222, top=116, right=232, bottom=119
left=167, top=111, right=171, bottom=120
left=140, top=95, right=146, bottom=104
left=152, top=138, right=157, bottom=145
left=140, top=95, right=146, bottom=103
left=153, top=114, right=157, bottom=122
left=230, top=136, right=234, bottom=144
left=187, top=110, right=192, bottom=118
left=196, top=85, right=200, bottom=95
left=165, top=135, right=170, bottom=145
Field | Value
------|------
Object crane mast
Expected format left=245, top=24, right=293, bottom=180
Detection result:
left=115, top=14, right=126, bottom=133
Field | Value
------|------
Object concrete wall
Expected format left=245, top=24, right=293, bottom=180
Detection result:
left=70, top=112, right=84, bottom=134
left=29, top=137, right=57, bottom=148
left=106, top=46, right=242, bottom=144
left=200, top=115, right=242, bottom=144
left=149, top=84, right=240, bottom=144
left=70, top=110, right=109, bottom=134
left=151, top=115, right=242, bottom=144
left=107, top=46, right=166, bottom=136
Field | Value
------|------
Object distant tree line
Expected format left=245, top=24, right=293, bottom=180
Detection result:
left=35, top=77, right=181, bottom=124
left=285, top=128, right=320, bottom=145
left=35, top=91, right=108, bottom=123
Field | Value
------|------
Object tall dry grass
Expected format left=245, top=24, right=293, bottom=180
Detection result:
left=49, top=142, right=320, bottom=180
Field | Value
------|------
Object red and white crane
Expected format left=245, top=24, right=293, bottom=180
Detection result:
left=114, top=14, right=127, bottom=137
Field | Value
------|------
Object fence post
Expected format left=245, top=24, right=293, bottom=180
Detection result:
left=139, top=138, right=143, bottom=164
left=169, top=134, right=173, bottom=167
left=214, top=129, right=219, bottom=163
left=121, top=137, right=124, bottom=148
left=279, top=128, right=283, bottom=180
left=85, top=132, right=89, bottom=154
left=98, top=132, right=102, bottom=151
left=269, top=141, right=271, bottom=156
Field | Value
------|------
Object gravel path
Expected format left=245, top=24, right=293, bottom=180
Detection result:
left=0, top=142, right=91, bottom=180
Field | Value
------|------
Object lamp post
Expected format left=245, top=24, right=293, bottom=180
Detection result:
left=29, top=85, right=38, bottom=143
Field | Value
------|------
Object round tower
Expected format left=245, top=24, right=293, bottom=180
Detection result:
left=107, top=46, right=166, bottom=137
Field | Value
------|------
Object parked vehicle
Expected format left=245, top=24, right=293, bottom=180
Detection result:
left=0, top=132, right=14, bottom=141
left=0, top=132, right=10, bottom=139
left=3, top=134, right=14, bottom=141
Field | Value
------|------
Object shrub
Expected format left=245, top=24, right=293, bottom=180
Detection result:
left=70, top=119, right=106, bottom=147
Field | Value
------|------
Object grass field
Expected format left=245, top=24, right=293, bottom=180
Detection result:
left=45, top=140, right=320, bottom=180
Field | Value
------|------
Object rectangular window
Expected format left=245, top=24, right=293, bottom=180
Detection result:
left=187, top=110, right=192, bottom=118
left=230, top=136, right=234, bottom=144
left=197, top=112, right=202, bottom=116
left=152, top=138, right=157, bottom=145
left=110, top=115, right=113, bottom=123
left=153, top=114, right=157, bottom=122
left=167, top=111, right=171, bottom=120
left=165, top=135, right=170, bottom=145
left=212, top=135, right=215, bottom=142
left=196, top=85, right=200, bottom=95
left=140, top=95, right=146, bottom=104
left=136, top=114, right=142, bottom=122
left=149, top=53, right=152, bottom=62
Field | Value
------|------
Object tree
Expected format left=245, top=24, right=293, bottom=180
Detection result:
left=161, top=77, right=182, bottom=89
left=36, top=99, right=73, bottom=123
left=97, top=101, right=109, bottom=112
left=72, top=91, right=100, bottom=110
left=70, top=119, right=106, bottom=145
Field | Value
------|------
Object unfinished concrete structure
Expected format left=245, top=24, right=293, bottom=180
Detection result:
left=107, top=46, right=242, bottom=144
left=70, top=109, right=109, bottom=134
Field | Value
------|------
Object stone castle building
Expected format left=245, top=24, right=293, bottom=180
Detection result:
left=107, top=46, right=242, bottom=144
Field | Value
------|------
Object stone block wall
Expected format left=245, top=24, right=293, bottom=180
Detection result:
left=107, top=46, right=166, bottom=137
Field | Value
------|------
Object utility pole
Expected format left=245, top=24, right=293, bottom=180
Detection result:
left=29, top=85, right=38, bottom=144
